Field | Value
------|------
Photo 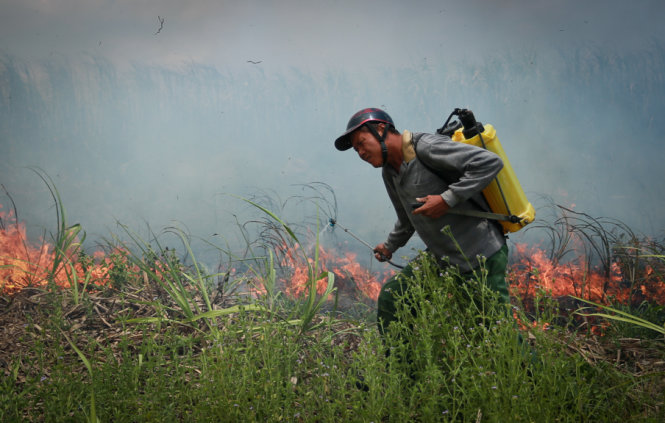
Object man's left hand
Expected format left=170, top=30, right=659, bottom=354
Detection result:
left=412, top=195, right=450, bottom=218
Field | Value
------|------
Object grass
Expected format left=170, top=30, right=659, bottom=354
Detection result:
left=1, top=189, right=664, bottom=421
left=2, top=252, right=663, bottom=422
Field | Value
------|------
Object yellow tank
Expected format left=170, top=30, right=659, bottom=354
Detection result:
left=451, top=124, right=535, bottom=233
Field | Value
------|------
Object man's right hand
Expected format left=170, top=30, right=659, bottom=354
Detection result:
left=373, top=243, right=392, bottom=262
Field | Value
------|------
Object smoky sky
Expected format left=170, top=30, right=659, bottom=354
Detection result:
left=1, top=0, right=665, bottom=266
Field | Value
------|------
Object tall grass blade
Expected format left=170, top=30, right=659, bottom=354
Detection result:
left=572, top=295, right=665, bottom=335
left=236, top=196, right=336, bottom=335
left=61, top=331, right=99, bottom=423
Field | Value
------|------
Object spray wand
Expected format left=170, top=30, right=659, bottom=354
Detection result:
left=327, top=218, right=404, bottom=269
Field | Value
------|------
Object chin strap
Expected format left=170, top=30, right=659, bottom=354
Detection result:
left=364, top=124, right=389, bottom=166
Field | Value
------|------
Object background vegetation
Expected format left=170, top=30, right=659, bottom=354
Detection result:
left=1, top=184, right=664, bottom=422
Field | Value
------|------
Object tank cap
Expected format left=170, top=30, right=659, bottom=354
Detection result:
left=458, top=109, right=485, bottom=139
left=462, top=122, right=485, bottom=139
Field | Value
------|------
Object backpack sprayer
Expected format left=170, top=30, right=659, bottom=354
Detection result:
left=435, top=108, right=535, bottom=233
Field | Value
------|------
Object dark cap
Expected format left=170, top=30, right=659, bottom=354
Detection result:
left=334, top=108, right=394, bottom=151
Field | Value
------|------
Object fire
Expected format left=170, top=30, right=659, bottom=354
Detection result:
left=508, top=242, right=665, bottom=306
left=0, top=205, right=112, bottom=295
left=1, top=205, right=390, bottom=301
left=277, top=243, right=390, bottom=301
left=5, top=202, right=663, bottom=326
left=509, top=243, right=624, bottom=303
left=639, top=264, right=665, bottom=304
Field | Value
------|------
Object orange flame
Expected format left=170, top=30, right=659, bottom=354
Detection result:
left=1, top=205, right=113, bottom=295
left=508, top=243, right=628, bottom=304
left=277, top=244, right=390, bottom=301
left=5, top=203, right=663, bottom=325
left=509, top=242, right=665, bottom=308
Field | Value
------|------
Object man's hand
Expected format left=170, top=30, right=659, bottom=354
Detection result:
left=412, top=195, right=450, bottom=218
left=373, top=243, right=392, bottom=262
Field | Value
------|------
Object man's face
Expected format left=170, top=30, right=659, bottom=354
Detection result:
left=350, top=126, right=383, bottom=168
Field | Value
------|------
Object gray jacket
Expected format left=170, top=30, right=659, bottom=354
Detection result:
left=382, top=131, right=506, bottom=272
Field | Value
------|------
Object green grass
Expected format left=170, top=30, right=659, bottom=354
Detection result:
left=2, top=249, right=663, bottom=422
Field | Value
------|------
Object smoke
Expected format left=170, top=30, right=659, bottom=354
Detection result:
left=1, top=1, right=664, bottom=269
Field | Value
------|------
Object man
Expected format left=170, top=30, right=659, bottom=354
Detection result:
left=334, top=108, right=510, bottom=333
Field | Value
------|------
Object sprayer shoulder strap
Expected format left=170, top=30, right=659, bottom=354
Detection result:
left=411, top=133, right=507, bottom=223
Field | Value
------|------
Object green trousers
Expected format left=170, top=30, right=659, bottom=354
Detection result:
left=377, top=245, right=510, bottom=334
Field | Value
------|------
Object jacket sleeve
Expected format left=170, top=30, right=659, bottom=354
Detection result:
left=381, top=168, right=415, bottom=253
left=417, top=133, right=503, bottom=208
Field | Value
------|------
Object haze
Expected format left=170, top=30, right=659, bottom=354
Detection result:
left=1, top=0, right=664, bottom=265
